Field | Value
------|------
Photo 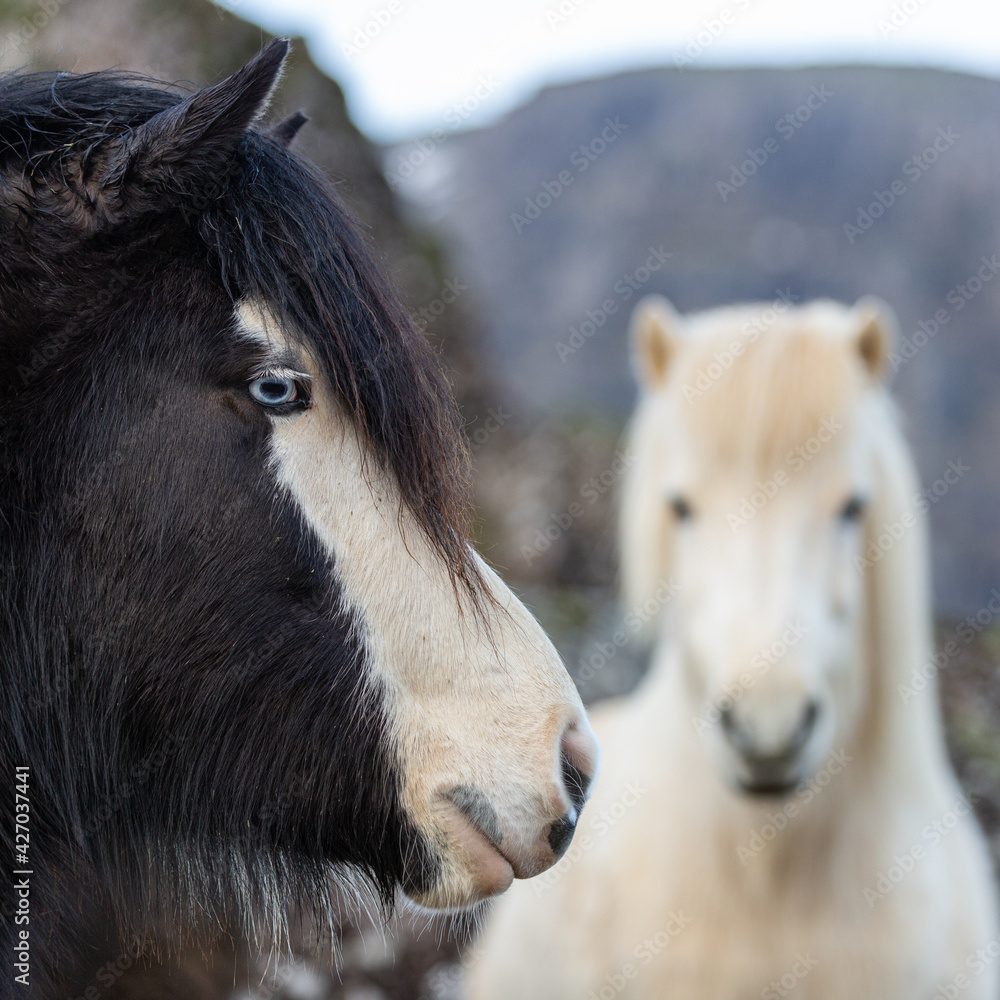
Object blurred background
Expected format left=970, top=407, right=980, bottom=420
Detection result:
left=4, top=0, right=1000, bottom=995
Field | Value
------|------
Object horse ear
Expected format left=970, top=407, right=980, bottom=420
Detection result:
left=99, top=38, right=289, bottom=216
left=629, top=295, right=682, bottom=388
left=852, top=295, right=898, bottom=381
left=269, top=110, right=309, bottom=147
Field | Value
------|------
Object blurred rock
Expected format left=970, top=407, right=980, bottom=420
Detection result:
left=394, top=64, right=1000, bottom=616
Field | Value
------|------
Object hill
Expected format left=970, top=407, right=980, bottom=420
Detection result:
left=391, top=63, right=1000, bottom=614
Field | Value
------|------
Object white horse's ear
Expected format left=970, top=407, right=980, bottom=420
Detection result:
left=630, top=295, right=682, bottom=388
left=852, top=296, right=898, bottom=380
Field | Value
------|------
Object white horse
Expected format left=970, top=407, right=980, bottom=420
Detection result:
left=466, top=295, right=999, bottom=1000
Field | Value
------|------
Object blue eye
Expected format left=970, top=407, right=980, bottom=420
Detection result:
left=249, top=374, right=301, bottom=408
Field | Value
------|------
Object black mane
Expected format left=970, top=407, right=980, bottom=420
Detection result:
left=0, top=65, right=477, bottom=590
left=0, top=46, right=480, bottom=992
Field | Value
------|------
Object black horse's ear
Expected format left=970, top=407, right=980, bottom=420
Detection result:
left=98, top=38, right=289, bottom=217
left=269, top=110, right=309, bottom=147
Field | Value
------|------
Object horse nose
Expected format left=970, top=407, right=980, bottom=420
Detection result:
left=720, top=700, right=819, bottom=788
left=443, top=717, right=598, bottom=880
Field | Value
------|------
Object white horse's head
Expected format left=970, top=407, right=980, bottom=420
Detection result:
left=621, top=295, right=926, bottom=795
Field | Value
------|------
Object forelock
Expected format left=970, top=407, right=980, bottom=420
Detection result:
left=672, top=304, right=863, bottom=475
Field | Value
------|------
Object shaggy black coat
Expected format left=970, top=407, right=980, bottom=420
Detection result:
left=0, top=40, right=471, bottom=994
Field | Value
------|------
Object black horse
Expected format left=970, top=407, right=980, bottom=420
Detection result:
left=0, top=41, right=596, bottom=995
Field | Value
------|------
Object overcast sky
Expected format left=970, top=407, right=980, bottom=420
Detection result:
left=224, top=0, right=1000, bottom=142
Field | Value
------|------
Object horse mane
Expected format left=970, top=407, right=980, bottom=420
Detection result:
left=0, top=66, right=481, bottom=600
left=860, top=389, right=945, bottom=777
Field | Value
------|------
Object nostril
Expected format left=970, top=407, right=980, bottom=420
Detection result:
left=560, top=723, right=597, bottom=813
left=560, top=754, right=589, bottom=814
left=792, top=700, right=820, bottom=751
left=719, top=706, right=737, bottom=738
left=548, top=811, right=578, bottom=858
left=719, top=705, right=750, bottom=754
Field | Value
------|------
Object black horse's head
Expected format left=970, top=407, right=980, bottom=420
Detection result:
left=0, top=40, right=596, bottom=986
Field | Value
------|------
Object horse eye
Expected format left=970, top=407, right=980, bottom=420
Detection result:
left=249, top=374, right=299, bottom=408
left=840, top=495, right=866, bottom=522
left=669, top=496, right=694, bottom=521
